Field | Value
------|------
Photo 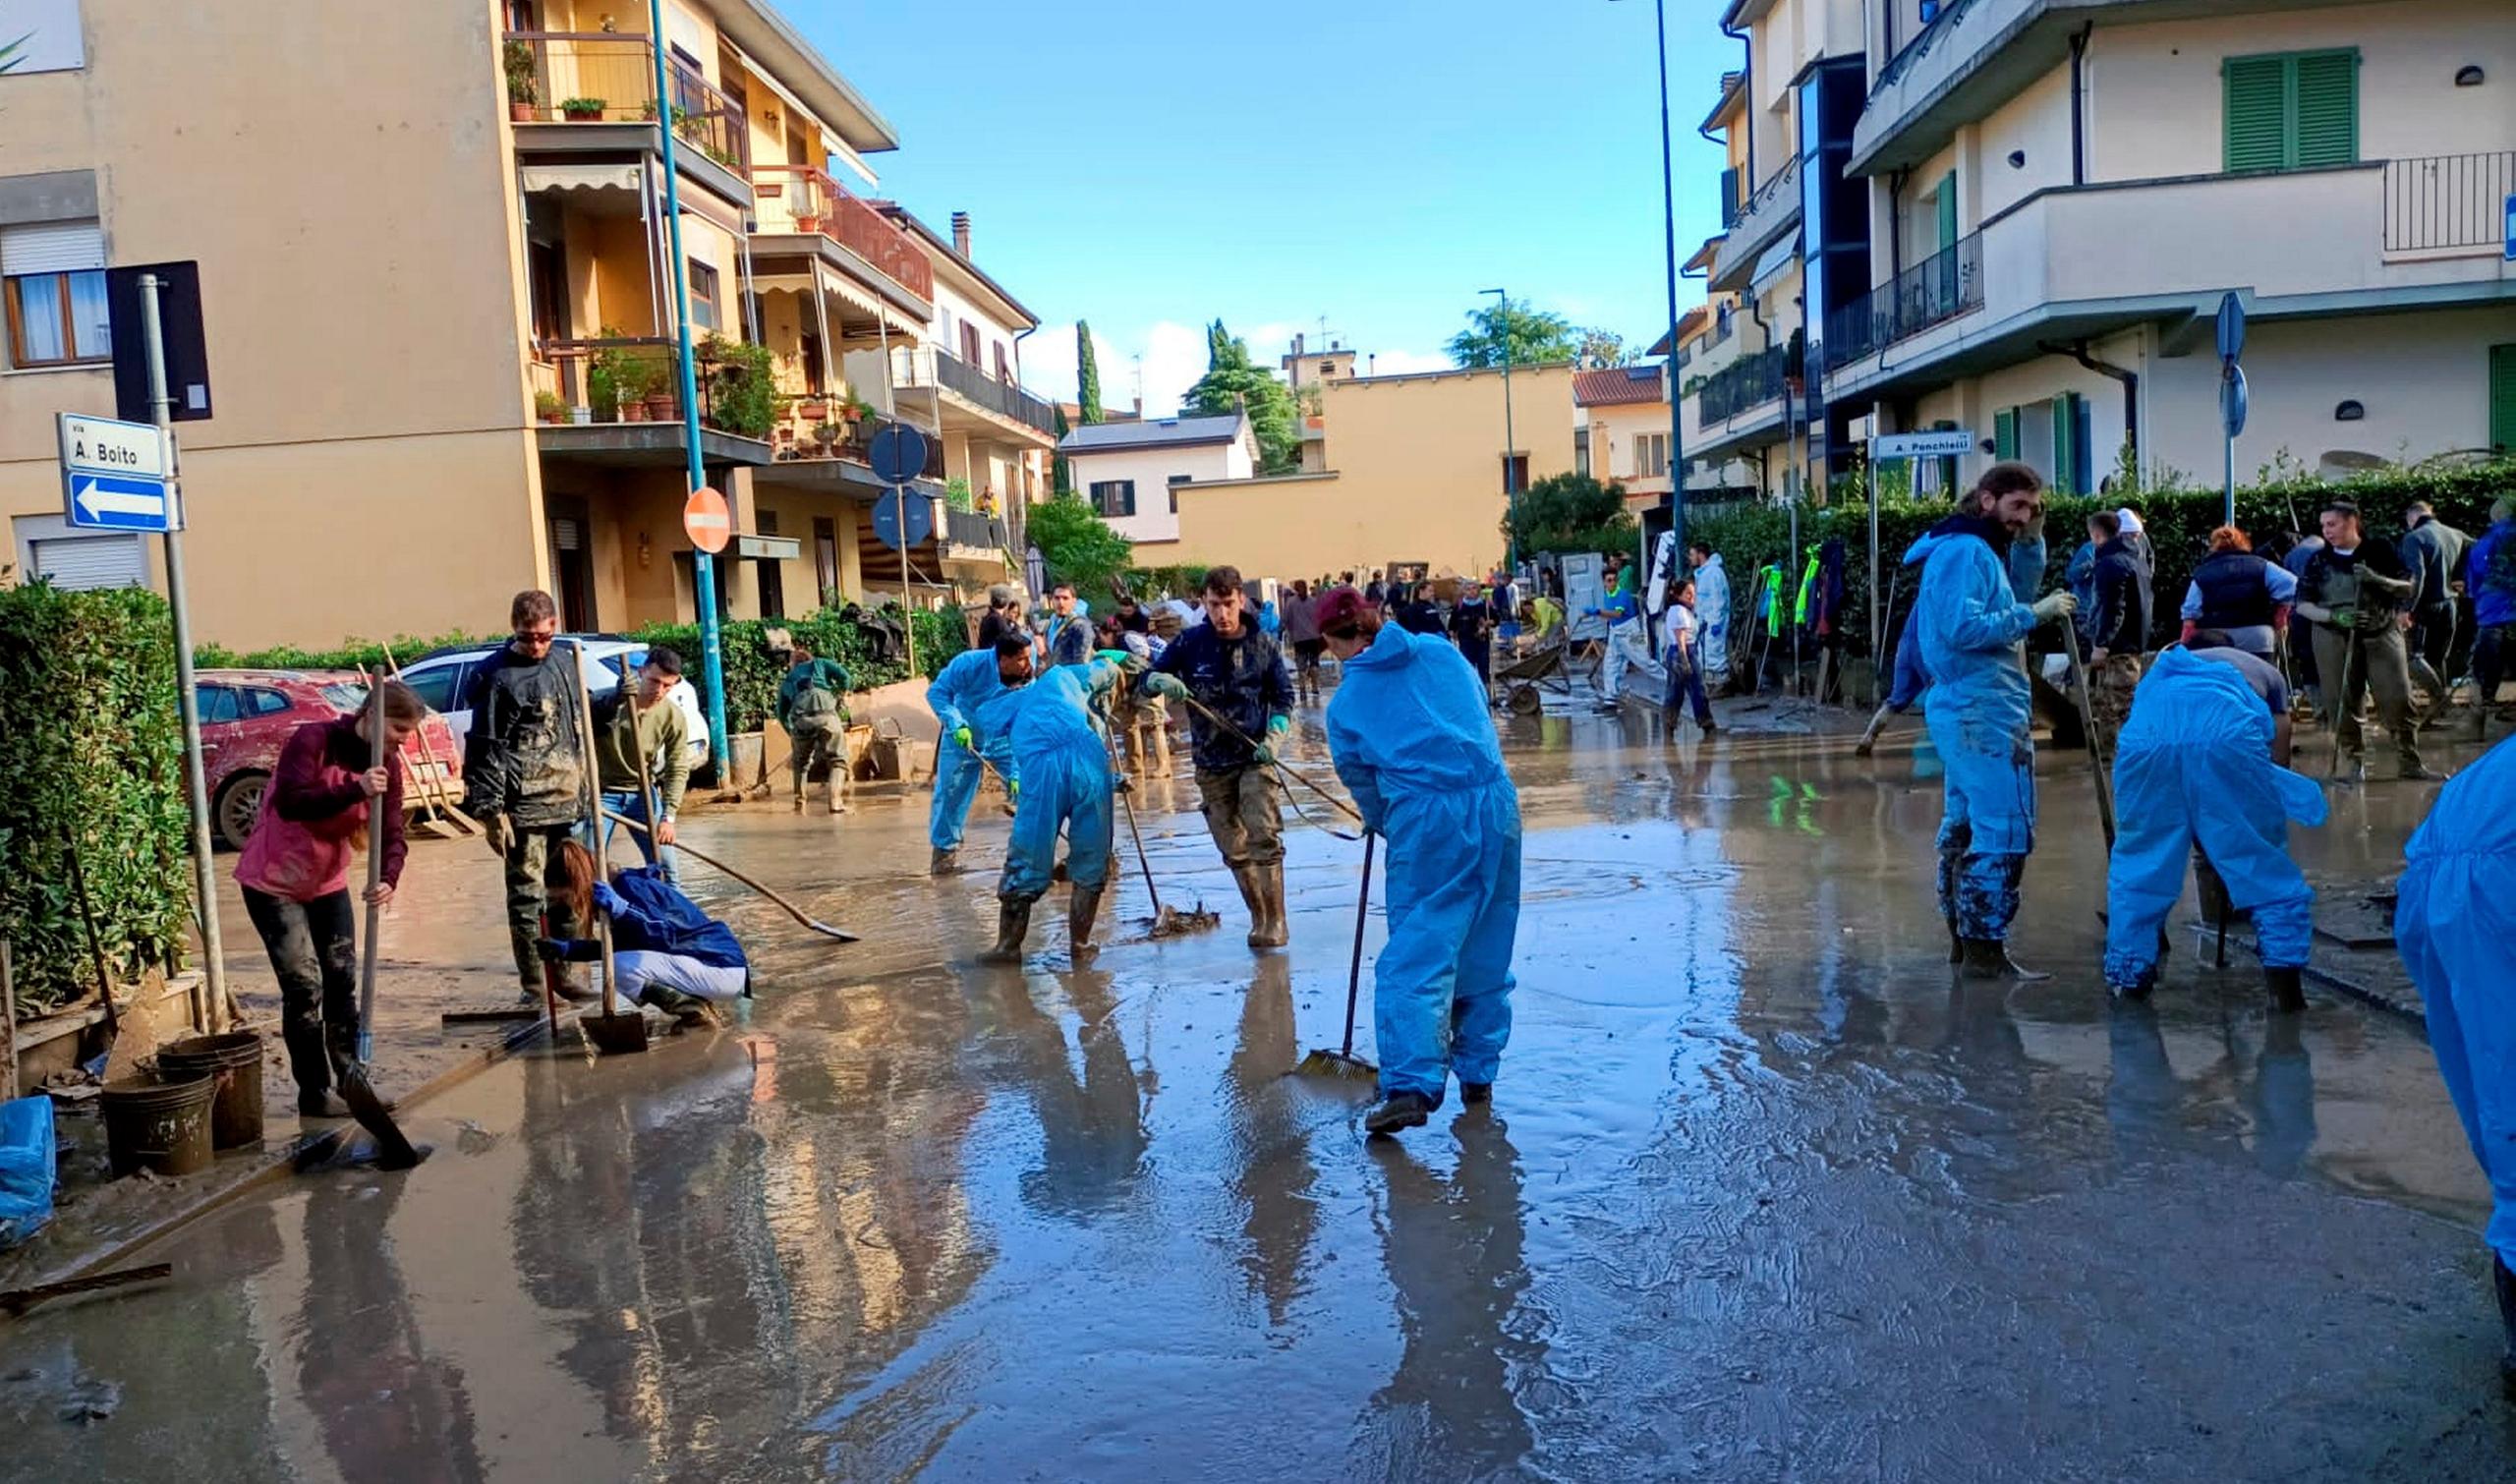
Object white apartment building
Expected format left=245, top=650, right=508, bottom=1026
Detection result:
left=1685, top=0, right=2515, bottom=503
left=1057, top=413, right=1258, bottom=544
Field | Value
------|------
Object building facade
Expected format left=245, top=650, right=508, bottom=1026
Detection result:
left=0, top=0, right=1051, bottom=649
left=1574, top=364, right=1678, bottom=514
left=1058, top=414, right=1257, bottom=545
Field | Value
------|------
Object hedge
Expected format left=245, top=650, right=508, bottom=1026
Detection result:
left=1685, top=459, right=2516, bottom=659
left=0, top=585, right=194, bottom=1014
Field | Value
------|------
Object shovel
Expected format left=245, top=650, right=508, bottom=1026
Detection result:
left=1293, top=832, right=1378, bottom=1083
left=568, top=643, right=648, bottom=1056
left=345, top=687, right=427, bottom=1170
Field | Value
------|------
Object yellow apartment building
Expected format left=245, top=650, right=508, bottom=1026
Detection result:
left=0, top=0, right=1051, bottom=649
left=1140, top=362, right=1577, bottom=583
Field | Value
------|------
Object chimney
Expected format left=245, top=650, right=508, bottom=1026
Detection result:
left=950, top=210, right=971, bottom=257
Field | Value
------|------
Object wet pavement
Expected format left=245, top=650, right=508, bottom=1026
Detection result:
left=3, top=700, right=2512, bottom=1481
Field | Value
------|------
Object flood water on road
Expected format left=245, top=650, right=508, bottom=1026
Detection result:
left=3, top=710, right=2510, bottom=1482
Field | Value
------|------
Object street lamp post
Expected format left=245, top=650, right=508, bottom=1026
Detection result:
left=1484, top=286, right=1519, bottom=573
left=1615, top=0, right=1689, bottom=556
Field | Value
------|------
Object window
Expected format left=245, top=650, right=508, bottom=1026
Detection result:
left=755, top=508, right=785, bottom=619
left=995, top=342, right=1010, bottom=382
left=1167, top=473, right=1192, bottom=513
left=1502, top=454, right=1529, bottom=494
left=799, top=329, right=826, bottom=394
left=1090, top=479, right=1136, bottom=518
left=245, top=687, right=293, bottom=717
left=2224, top=50, right=2358, bottom=173
left=3, top=222, right=110, bottom=369
left=1932, top=170, right=1958, bottom=255
left=196, top=686, right=242, bottom=725
left=1635, top=432, right=1670, bottom=479
left=687, top=257, right=719, bottom=332
left=1993, top=408, right=2019, bottom=462
left=2491, top=344, right=2516, bottom=454
left=814, top=516, right=839, bottom=605
left=960, top=321, right=982, bottom=365
left=402, top=663, right=465, bottom=714
left=1574, top=428, right=1591, bottom=479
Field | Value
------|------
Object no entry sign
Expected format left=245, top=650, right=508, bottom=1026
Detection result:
left=683, top=485, right=730, bottom=553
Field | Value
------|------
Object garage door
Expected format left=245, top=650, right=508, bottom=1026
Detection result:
left=29, top=531, right=145, bottom=590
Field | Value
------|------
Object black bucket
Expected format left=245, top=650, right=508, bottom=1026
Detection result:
left=155, top=1030, right=266, bottom=1150
left=100, top=1070, right=218, bottom=1177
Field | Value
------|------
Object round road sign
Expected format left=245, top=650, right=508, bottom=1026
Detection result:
left=683, top=485, right=730, bottom=554
left=868, top=423, right=929, bottom=486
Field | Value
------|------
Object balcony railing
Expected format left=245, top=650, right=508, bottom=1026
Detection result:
left=888, top=345, right=1058, bottom=436
left=944, top=507, right=1008, bottom=552
left=502, top=32, right=748, bottom=172
left=2384, top=151, right=2516, bottom=254
left=751, top=164, right=936, bottom=301
left=1822, top=231, right=1983, bottom=370
left=1870, top=0, right=1983, bottom=97
left=1697, top=345, right=1791, bottom=425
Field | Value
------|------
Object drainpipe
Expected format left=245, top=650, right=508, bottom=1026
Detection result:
left=2042, top=338, right=2139, bottom=482
left=1722, top=12, right=1752, bottom=186
left=2068, top=24, right=2093, bottom=186
left=1887, top=166, right=1910, bottom=282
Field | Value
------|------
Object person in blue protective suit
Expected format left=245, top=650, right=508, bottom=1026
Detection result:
left=926, top=633, right=1036, bottom=876
left=978, top=655, right=1121, bottom=962
left=2396, top=733, right=2516, bottom=1398
left=1863, top=486, right=2045, bottom=754
left=1910, top=460, right=2077, bottom=979
left=2102, top=641, right=2328, bottom=1005
left=1314, top=586, right=1522, bottom=1136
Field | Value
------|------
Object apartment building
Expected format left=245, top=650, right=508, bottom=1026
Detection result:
left=1573, top=364, right=1677, bottom=514
left=1681, top=0, right=2515, bottom=506
left=0, top=0, right=1048, bottom=649
left=1058, top=413, right=1258, bottom=545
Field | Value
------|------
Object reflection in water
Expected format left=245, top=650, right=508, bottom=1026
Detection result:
left=2250, top=1015, right=2317, bottom=1177
left=1226, top=958, right=1320, bottom=1327
left=1358, top=1118, right=1540, bottom=1477
left=300, top=1177, right=489, bottom=1484
left=987, top=968, right=1152, bottom=1219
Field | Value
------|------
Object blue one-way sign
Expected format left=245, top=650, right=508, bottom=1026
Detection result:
left=58, top=411, right=176, bottom=533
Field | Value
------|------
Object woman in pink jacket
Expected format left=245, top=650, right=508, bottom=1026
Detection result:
left=234, top=680, right=421, bottom=1118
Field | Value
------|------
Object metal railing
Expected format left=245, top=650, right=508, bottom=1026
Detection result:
left=1823, top=231, right=1983, bottom=370
left=888, top=345, right=1058, bottom=436
left=1697, top=344, right=1791, bottom=425
left=502, top=32, right=748, bottom=172
left=944, top=507, right=1007, bottom=552
left=1870, top=0, right=1984, bottom=96
left=751, top=164, right=936, bottom=301
left=2383, top=151, right=2516, bottom=253
left=1732, top=155, right=1801, bottom=239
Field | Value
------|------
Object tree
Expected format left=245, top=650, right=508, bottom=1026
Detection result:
left=1575, top=328, right=1631, bottom=369
left=1028, top=492, right=1133, bottom=591
left=1446, top=297, right=1579, bottom=369
left=1051, top=405, right=1073, bottom=495
left=1075, top=318, right=1104, bottom=424
left=1503, top=472, right=1637, bottom=558
left=1179, top=318, right=1301, bottom=475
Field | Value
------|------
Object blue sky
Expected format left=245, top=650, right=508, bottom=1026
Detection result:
left=797, top=0, right=1741, bottom=414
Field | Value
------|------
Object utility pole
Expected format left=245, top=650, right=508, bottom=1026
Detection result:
left=141, top=274, right=225, bottom=1024
left=1650, top=0, right=1687, bottom=555
left=1485, top=287, right=1519, bottom=572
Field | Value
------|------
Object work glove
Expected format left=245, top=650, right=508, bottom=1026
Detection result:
left=1146, top=673, right=1188, bottom=701
left=591, top=881, right=627, bottom=918
left=1005, top=775, right=1021, bottom=802
left=535, top=938, right=601, bottom=965
left=1114, top=773, right=1133, bottom=796
left=2030, top=592, right=2078, bottom=625
left=952, top=724, right=974, bottom=751
left=2330, top=605, right=2358, bottom=631
left=484, top=813, right=515, bottom=859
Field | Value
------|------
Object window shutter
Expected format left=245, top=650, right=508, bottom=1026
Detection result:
left=1993, top=408, right=2019, bottom=462
left=2050, top=397, right=2078, bottom=495
left=2490, top=344, right=2516, bottom=454
left=0, top=221, right=105, bottom=275
left=1934, top=171, right=1958, bottom=253
left=1934, top=418, right=1960, bottom=494
left=2222, top=56, right=2288, bottom=173
left=2292, top=50, right=2358, bottom=168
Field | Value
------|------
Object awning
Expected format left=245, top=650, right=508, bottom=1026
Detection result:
left=519, top=163, right=643, bottom=196
left=1749, top=236, right=1800, bottom=294
left=725, top=37, right=880, bottom=189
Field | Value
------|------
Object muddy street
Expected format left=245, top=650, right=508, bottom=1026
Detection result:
left=2, top=709, right=2509, bottom=1482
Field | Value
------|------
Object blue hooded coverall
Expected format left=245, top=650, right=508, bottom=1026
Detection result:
left=1909, top=519, right=2040, bottom=941
left=979, top=659, right=1115, bottom=902
left=926, top=647, right=1022, bottom=852
left=1325, top=625, right=1522, bottom=1106
left=2102, top=646, right=2329, bottom=990
left=2397, top=735, right=2516, bottom=1266
left=1887, top=516, right=2044, bottom=713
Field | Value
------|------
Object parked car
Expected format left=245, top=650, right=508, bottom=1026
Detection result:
left=198, top=669, right=464, bottom=851
left=395, top=637, right=711, bottom=774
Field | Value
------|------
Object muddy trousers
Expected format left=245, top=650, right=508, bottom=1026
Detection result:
left=1196, top=766, right=1284, bottom=868
left=1936, top=836, right=2026, bottom=944
left=2101, top=740, right=2315, bottom=991
left=243, top=886, right=359, bottom=1096
left=502, top=824, right=586, bottom=997
left=791, top=716, right=846, bottom=811
left=2310, top=625, right=2421, bottom=770
left=1928, top=707, right=2036, bottom=942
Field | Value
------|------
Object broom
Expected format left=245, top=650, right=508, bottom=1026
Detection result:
left=342, top=685, right=426, bottom=1170
left=1117, top=780, right=1217, bottom=938
left=1293, top=832, right=1378, bottom=1082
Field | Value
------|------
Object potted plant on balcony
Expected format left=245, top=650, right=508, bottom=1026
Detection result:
left=792, top=207, right=826, bottom=235
left=642, top=360, right=678, bottom=423
left=560, top=96, right=606, bottom=122
left=504, top=39, right=540, bottom=122
left=838, top=390, right=873, bottom=426
left=795, top=393, right=829, bottom=424
left=813, top=421, right=842, bottom=456
left=534, top=389, right=568, bottom=425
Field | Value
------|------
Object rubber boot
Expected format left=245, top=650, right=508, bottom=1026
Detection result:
left=1249, top=860, right=1289, bottom=949
left=2263, top=964, right=2306, bottom=1013
left=983, top=896, right=1034, bottom=963
left=1068, top=881, right=1106, bottom=954
left=931, top=846, right=961, bottom=877
left=1365, top=1090, right=1434, bottom=1135
left=1946, top=914, right=1962, bottom=964
left=1230, top=863, right=1268, bottom=947
left=1961, top=938, right=2051, bottom=983
left=2494, top=1253, right=2516, bottom=1399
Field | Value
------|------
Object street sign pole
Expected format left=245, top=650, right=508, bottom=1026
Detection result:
left=895, top=483, right=916, bottom=676
left=141, top=272, right=226, bottom=1027
left=2216, top=291, right=2247, bottom=529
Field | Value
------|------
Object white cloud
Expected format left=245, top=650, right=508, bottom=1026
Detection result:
left=1363, top=349, right=1455, bottom=377
left=1023, top=319, right=1458, bottom=415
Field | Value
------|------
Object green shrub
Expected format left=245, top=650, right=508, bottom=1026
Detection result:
left=194, top=628, right=493, bottom=674
left=0, top=585, right=194, bottom=1013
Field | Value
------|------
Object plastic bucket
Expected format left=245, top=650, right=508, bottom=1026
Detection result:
left=155, top=1031, right=266, bottom=1150
left=100, top=1071, right=218, bottom=1178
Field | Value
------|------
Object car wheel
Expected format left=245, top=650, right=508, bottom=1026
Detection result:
left=214, top=771, right=267, bottom=851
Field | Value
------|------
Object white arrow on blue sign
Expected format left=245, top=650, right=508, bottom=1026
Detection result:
left=68, top=474, right=174, bottom=531
left=58, top=411, right=178, bottom=533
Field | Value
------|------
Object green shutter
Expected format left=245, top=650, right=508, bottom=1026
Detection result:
left=2050, top=396, right=2078, bottom=495
left=1934, top=418, right=1959, bottom=494
left=2293, top=50, right=2358, bottom=167
left=2490, top=344, right=2516, bottom=454
left=1935, top=171, right=1958, bottom=253
left=2224, top=55, right=2290, bottom=172
left=1993, top=408, right=2019, bottom=462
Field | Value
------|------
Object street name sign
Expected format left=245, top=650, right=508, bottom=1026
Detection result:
left=1873, top=428, right=1974, bottom=459
left=58, top=412, right=175, bottom=532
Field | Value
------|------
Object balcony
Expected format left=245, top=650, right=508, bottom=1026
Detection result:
left=1698, top=345, right=1791, bottom=427
left=2384, top=152, right=2516, bottom=257
left=1708, top=155, right=1801, bottom=293
left=944, top=507, right=1009, bottom=555
left=1822, top=232, right=1983, bottom=371
left=527, top=336, right=774, bottom=466
left=888, top=344, right=1058, bottom=442
left=751, top=164, right=935, bottom=304
left=502, top=32, right=749, bottom=195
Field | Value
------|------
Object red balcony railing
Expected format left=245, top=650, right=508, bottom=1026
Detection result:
left=751, top=164, right=935, bottom=302
left=502, top=32, right=749, bottom=173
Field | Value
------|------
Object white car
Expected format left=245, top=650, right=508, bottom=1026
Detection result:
left=397, top=637, right=712, bottom=774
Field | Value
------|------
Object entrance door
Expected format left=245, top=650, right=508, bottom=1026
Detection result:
left=547, top=504, right=593, bottom=631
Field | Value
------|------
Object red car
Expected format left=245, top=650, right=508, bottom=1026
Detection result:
left=198, top=669, right=463, bottom=850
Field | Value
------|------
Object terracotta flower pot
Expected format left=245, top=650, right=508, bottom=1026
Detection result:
left=645, top=392, right=676, bottom=422
left=620, top=400, right=647, bottom=423
left=511, top=102, right=535, bottom=123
